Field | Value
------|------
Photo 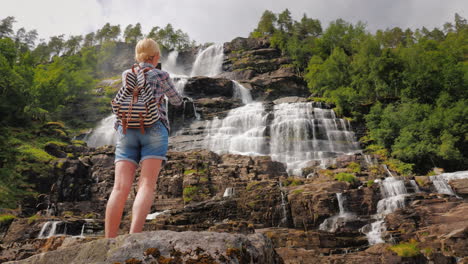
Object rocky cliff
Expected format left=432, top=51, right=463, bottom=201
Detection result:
left=1, top=37, right=467, bottom=264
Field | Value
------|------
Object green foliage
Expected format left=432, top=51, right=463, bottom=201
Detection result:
left=292, top=189, right=305, bottom=195
left=246, top=181, right=261, bottom=191
left=390, top=240, right=420, bottom=257
left=282, top=177, right=304, bottom=187
left=384, top=159, right=414, bottom=176
left=27, top=214, right=39, bottom=224
left=334, top=173, right=357, bottom=183
left=182, top=185, right=209, bottom=203
left=0, top=214, right=16, bottom=224
left=147, top=24, right=195, bottom=51
left=347, top=162, right=361, bottom=173
left=366, top=180, right=375, bottom=187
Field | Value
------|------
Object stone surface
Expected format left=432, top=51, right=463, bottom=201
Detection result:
left=5, top=230, right=283, bottom=264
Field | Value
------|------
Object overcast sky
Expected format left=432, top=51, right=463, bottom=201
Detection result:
left=1, top=0, right=466, bottom=44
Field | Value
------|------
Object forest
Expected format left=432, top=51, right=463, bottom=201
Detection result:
left=0, top=11, right=467, bottom=208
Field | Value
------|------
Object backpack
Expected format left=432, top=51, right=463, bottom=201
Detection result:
left=111, top=64, right=162, bottom=134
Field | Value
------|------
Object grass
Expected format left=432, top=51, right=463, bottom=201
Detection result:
left=334, top=173, right=357, bottom=183
left=292, top=189, right=305, bottom=195
left=390, top=240, right=420, bottom=257
left=366, top=180, right=375, bottom=187
left=182, top=186, right=200, bottom=203
left=282, top=177, right=304, bottom=187
left=246, top=181, right=261, bottom=191
left=0, top=214, right=16, bottom=224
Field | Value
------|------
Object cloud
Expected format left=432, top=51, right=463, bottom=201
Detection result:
left=1, top=0, right=466, bottom=43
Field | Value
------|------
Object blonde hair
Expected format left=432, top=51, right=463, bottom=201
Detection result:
left=135, top=38, right=160, bottom=63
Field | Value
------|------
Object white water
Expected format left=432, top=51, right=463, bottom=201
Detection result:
left=363, top=176, right=408, bottom=245
left=223, top=187, right=235, bottom=197
left=233, top=81, right=253, bottom=104
left=319, top=193, right=355, bottom=232
left=429, top=170, right=468, bottom=196
left=85, top=115, right=117, bottom=147
left=410, top=180, right=421, bottom=193
left=190, top=44, right=224, bottom=77
left=269, top=103, right=360, bottom=175
left=278, top=182, right=289, bottom=226
left=38, top=221, right=62, bottom=239
left=203, top=102, right=268, bottom=156
left=146, top=210, right=170, bottom=220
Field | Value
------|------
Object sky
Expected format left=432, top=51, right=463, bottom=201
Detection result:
left=1, top=0, right=467, bottom=44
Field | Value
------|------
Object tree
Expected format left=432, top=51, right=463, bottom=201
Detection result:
left=123, top=23, right=143, bottom=44
left=295, top=14, right=322, bottom=38
left=277, top=9, right=293, bottom=33
left=83, top=32, right=95, bottom=47
left=48, top=35, right=65, bottom=57
left=250, top=10, right=277, bottom=38
left=64, top=35, right=83, bottom=55
left=0, top=16, right=16, bottom=38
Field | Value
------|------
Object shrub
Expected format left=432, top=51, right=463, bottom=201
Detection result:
left=385, top=159, right=413, bottom=176
left=347, top=162, right=361, bottom=173
left=334, top=173, right=357, bottom=183
left=390, top=240, right=420, bottom=257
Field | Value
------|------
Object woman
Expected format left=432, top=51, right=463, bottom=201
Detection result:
left=105, top=38, right=183, bottom=238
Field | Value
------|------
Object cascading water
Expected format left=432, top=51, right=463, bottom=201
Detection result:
left=190, top=44, right=224, bottom=77
left=233, top=81, right=253, bottom=104
left=269, top=103, right=360, bottom=175
left=429, top=170, right=468, bottom=196
left=319, top=193, right=355, bottom=232
left=84, top=115, right=117, bottom=147
left=362, top=174, right=408, bottom=245
left=203, top=102, right=268, bottom=156
left=223, top=187, right=235, bottom=198
left=38, top=221, right=62, bottom=239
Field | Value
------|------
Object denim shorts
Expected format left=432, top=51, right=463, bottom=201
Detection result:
left=114, top=120, right=169, bottom=166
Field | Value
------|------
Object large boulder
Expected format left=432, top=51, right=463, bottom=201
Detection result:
left=5, top=230, right=283, bottom=264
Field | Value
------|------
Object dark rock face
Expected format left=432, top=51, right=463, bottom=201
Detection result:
left=220, top=37, right=308, bottom=101
left=184, top=76, right=234, bottom=98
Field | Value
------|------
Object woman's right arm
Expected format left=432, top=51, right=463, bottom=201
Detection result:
left=159, top=71, right=183, bottom=106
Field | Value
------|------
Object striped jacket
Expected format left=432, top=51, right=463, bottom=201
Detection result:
left=115, top=62, right=183, bottom=132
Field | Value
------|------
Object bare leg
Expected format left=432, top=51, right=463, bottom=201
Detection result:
left=105, top=161, right=137, bottom=238
left=129, top=158, right=162, bottom=234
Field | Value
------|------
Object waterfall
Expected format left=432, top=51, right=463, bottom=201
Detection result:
left=146, top=210, right=170, bottom=220
left=85, top=115, right=117, bottom=147
left=172, top=75, right=189, bottom=95
left=80, top=223, right=86, bottom=237
left=203, top=102, right=268, bottom=156
left=162, top=50, right=185, bottom=75
left=269, top=103, right=360, bottom=175
left=190, top=44, right=224, bottom=77
left=223, top=187, right=235, bottom=198
left=429, top=170, right=468, bottom=196
left=278, top=182, right=290, bottom=227
left=362, top=176, right=408, bottom=245
left=38, top=221, right=62, bottom=239
left=410, top=180, right=421, bottom=193
left=232, top=81, right=253, bottom=104
left=319, top=193, right=355, bottom=232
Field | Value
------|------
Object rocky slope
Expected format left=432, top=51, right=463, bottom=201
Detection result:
left=1, top=37, right=467, bottom=264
